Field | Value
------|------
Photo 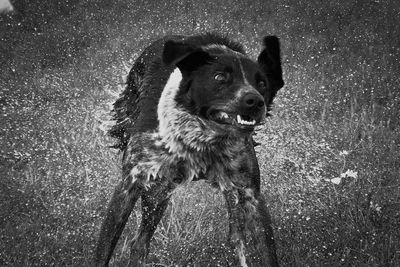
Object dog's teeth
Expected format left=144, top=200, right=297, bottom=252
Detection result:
left=236, top=115, right=256, bottom=126
left=222, top=112, right=229, bottom=119
left=217, top=112, right=229, bottom=120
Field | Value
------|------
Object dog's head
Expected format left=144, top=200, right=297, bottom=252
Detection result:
left=162, top=36, right=284, bottom=133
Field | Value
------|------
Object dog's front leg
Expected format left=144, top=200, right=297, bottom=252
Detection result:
left=245, top=189, right=279, bottom=267
left=94, top=176, right=142, bottom=266
left=223, top=189, right=248, bottom=267
left=224, top=188, right=279, bottom=267
left=129, top=178, right=176, bottom=266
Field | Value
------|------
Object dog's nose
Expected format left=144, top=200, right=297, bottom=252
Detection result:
left=241, top=92, right=265, bottom=110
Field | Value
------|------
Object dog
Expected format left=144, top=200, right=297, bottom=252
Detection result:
left=94, top=33, right=284, bottom=266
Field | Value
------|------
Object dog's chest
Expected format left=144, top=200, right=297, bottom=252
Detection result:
left=123, top=132, right=257, bottom=191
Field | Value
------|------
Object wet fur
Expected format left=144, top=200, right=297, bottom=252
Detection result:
left=94, top=33, right=283, bottom=266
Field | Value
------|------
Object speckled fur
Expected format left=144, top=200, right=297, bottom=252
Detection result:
left=123, top=67, right=254, bottom=192
left=95, top=33, right=283, bottom=267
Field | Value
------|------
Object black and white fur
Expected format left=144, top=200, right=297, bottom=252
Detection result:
left=94, top=33, right=284, bottom=266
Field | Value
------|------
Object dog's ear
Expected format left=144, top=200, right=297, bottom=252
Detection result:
left=163, top=40, right=212, bottom=73
left=257, top=36, right=284, bottom=103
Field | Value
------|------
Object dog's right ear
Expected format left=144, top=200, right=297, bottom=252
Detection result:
left=257, top=36, right=284, bottom=92
left=162, top=40, right=212, bottom=73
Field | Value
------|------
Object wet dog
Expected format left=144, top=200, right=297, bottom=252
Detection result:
left=94, top=33, right=284, bottom=266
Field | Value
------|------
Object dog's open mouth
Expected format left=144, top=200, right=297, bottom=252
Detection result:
left=208, top=110, right=260, bottom=128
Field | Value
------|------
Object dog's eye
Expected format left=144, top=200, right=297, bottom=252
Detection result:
left=258, top=81, right=266, bottom=88
left=214, top=73, right=227, bottom=82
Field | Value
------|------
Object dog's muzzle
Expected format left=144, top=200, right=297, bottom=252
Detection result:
left=240, top=92, right=265, bottom=113
left=207, top=90, right=265, bottom=130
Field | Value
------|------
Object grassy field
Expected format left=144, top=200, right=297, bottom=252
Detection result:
left=1, top=0, right=399, bottom=266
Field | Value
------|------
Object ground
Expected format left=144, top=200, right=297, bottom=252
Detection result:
left=0, top=0, right=399, bottom=266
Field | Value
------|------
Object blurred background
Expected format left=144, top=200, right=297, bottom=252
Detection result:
left=1, top=0, right=399, bottom=266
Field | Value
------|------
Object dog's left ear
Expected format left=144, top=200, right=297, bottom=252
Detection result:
left=163, top=40, right=213, bottom=73
left=257, top=36, right=284, bottom=105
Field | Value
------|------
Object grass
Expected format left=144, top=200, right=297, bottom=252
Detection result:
left=1, top=0, right=399, bottom=266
